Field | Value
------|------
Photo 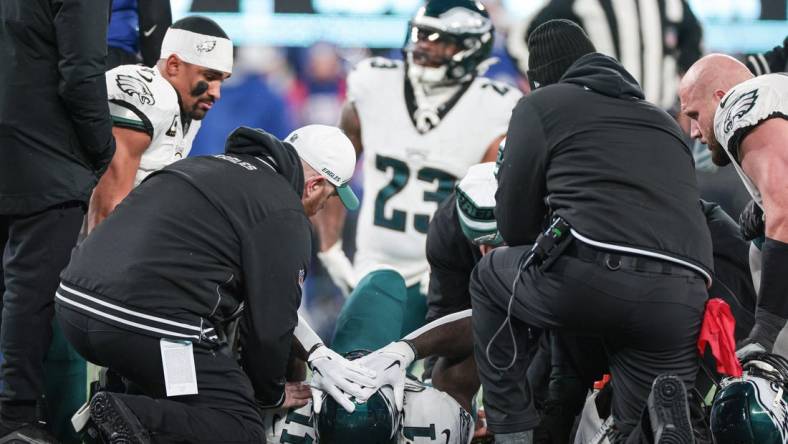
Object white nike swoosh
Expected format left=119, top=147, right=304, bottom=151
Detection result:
left=143, top=25, right=157, bottom=37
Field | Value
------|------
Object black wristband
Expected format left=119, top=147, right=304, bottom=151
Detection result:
left=739, top=200, right=765, bottom=241
left=401, top=339, right=419, bottom=360
left=758, top=237, right=788, bottom=319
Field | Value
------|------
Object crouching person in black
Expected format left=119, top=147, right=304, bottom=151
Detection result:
left=55, top=125, right=361, bottom=443
left=470, top=20, right=714, bottom=444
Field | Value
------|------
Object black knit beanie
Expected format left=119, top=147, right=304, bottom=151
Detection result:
left=527, top=19, right=596, bottom=88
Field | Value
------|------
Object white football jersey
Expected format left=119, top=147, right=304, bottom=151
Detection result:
left=264, top=379, right=473, bottom=443
left=349, top=57, right=521, bottom=285
left=400, top=379, right=474, bottom=444
left=713, top=73, right=788, bottom=209
left=263, top=403, right=317, bottom=443
left=105, top=64, right=201, bottom=186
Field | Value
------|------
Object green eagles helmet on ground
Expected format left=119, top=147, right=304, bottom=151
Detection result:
left=403, top=0, right=494, bottom=85
left=316, top=351, right=401, bottom=444
left=710, top=352, right=788, bottom=443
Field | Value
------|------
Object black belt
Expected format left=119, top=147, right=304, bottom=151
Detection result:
left=563, top=241, right=700, bottom=279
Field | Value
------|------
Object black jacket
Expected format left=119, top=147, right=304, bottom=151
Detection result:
left=60, top=127, right=311, bottom=407
left=497, top=53, right=713, bottom=274
left=426, top=192, right=482, bottom=321
left=0, top=0, right=115, bottom=215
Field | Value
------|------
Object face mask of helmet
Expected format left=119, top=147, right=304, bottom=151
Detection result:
left=403, top=0, right=494, bottom=86
left=315, top=350, right=402, bottom=444
left=710, top=352, right=788, bottom=444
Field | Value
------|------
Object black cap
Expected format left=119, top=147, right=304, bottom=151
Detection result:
left=526, top=19, right=596, bottom=88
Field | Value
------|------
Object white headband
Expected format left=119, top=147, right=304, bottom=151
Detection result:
left=160, top=28, right=233, bottom=74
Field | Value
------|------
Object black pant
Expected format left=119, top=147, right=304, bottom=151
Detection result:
left=56, top=305, right=266, bottom=444
left=470, top=242, right=706, bottom=442
left=0, top=203, right=84, bottom=412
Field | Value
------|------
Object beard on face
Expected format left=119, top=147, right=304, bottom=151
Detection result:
left=709, top=142, right=732, bottom=166
left=187, top=81, right=213, bottom=120
left=189, top=102, right=210, bottom=120
left=411, top=48, right=447, bottom=68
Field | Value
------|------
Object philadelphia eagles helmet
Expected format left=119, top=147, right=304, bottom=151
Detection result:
left=315, top=351, right=401, bottom=444
left=403, top=0, right=494, bottom=85
left=710, top=352, right=788, bottom=444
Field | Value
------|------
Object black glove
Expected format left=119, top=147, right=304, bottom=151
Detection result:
left=737, top=308, right=785, bottom=358
left=739, top=200, right=765, bottom=241
left=738, top=237, right=788, bottom=359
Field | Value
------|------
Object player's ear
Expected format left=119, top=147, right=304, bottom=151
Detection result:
left=713, top=89, right=727, bottom=101
left=304, top=176, right=324, bottom=196
left=165, top=54, right=182, bottom=76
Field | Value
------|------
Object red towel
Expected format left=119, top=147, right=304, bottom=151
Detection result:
left=697, top=298, right=742, bottom=377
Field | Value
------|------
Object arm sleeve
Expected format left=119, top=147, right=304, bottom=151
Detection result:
left=137, top=0, right=172, bottom=67
left=53, top=0, right=115, bottom=176
left=240, top=210, right=311, bottom=408
left=425, top=201, right=475, bottom=322
left=676, top=0, right=703, bottom=74
left=495, top=97, right=549, bottom=246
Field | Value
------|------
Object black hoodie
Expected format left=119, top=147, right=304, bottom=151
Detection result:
left=497, top=53, right=713, bottom=274
left=60, top=127, right=310, bottom=407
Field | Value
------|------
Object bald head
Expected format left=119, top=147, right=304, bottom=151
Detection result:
left=679, top=54, right=754, bottom=166
left=681, top=53, right=753, bottom=100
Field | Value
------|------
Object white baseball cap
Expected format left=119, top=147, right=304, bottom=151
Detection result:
left=286, top=125, right=360, bottom=210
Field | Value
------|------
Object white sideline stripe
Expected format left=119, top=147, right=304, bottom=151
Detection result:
left=59, top=283, right=201, bottom=332
left=570, top=229, right=712, bottom=287
left=56, top=292, right=199, bottom=340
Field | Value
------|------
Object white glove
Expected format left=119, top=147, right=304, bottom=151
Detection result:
left=736, top=342, right=766, bottom=361
left=317, top=241, right=358, bottom=298
left=308, top=345, right=376, bottom=413
left=355, top=341, right=416, bottom=411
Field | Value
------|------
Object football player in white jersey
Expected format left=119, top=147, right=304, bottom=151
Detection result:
left=315, top=0, right=522, bottom=340
left=679, top=54, right=788, bottom=356
left=87, top=16, right=232, bottom=231
left=265, top=376, right=474, bottom=444
left=266, top=297, right=476, bottom=444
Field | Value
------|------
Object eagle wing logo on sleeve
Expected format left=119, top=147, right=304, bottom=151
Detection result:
left=196, top=40, right=217, bottom=54
left=723, top=89, right=758, bottom=134
left=116, top=74, right=156, bottom=106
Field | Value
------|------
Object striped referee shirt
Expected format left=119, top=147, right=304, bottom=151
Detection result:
left=507, top=0, right=703, bottom=110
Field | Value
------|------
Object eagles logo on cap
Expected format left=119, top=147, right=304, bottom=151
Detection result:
left=160, top=16, right=233, bottom=74
left=196, top=40, right=217, bottom=54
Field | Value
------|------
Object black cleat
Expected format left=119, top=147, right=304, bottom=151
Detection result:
left=648, top=375, right=694, bottom=444
left=89, top=392, right=151, bottom=444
